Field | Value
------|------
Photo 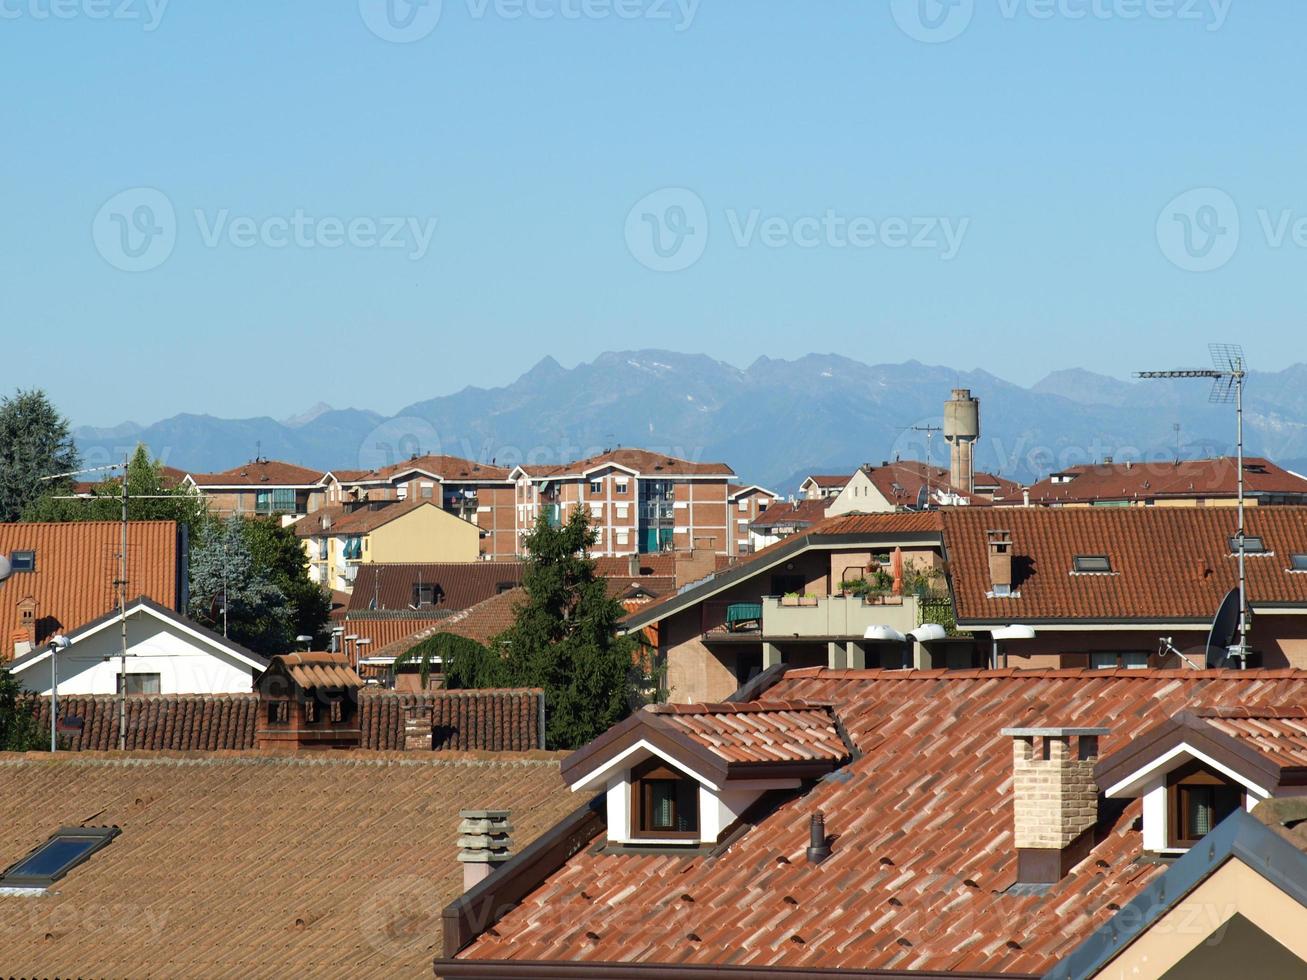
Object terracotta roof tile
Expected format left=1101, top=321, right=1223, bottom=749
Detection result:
left=459, top=668, right=1307, bottom=973
left=0, top=521, right=180, bottom=651
left=187, top=459, right=325, bottom=487
left=369, top=454, right=511, bottom=482
left=651, top=700, right=848, bottom=765
left=371, top=589, right=525, bottom=659
left=1197, top=707, right=1307, bottom=768
left=347, top=562, right=525, bottom=613
left=749, top=498, right=830, bottom=529
left=293, top=499, right=448, bottom=537
left=275, top=652, right=365, bottom=689
left=0, top=751, right=574, bottom=975
left=944, top=506, right=1307, bottom=623
left=519, top=448, right=734, bottom=478
left=1024, top=456, right=1307, bottom=505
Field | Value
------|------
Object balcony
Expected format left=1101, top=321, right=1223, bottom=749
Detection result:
left=761, top=594, right=919, bottom=640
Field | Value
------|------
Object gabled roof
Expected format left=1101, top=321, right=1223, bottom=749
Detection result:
left=943, top=506, right=1307, bottom=625
left=293, top=499, right=477, bottom=538
left=799, top=474, right=852, bottom=490
left=749, top=497, right=830, bottom=529
left=371, top=588, right=526, bottom=659
left=343, top=454, right=513, bottom=485
left=0, top=751, right=575, bottom=975
left=347, top=562, right=526, bottom=613
left=0, top=521, right=180, bottom=649
left=265, top=652, right=364, bottom=690
left=448, top=668, right=1307, bottom=976
left=728, top=484, right=777, bottom=500
left=858, top=460, right=997, bottom=508
left=621, top=512, right=945, bottom=631
left=6, top=595, right=267, bottom=674
left=561, top=699, right=849, bottom=789
left=1025, top=455, right=1307, bottom=505
left=514, top=448, right=735, bottom=480
left=185, top=459, right=326, bottom=488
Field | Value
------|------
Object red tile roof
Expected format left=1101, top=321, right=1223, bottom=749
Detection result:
left=363, top=454, right=512, bottom=483
left=0, top=751, right=575, bottom=976
left=801, top=474, right=852, bottom=489
left=293, top=499, right=455, bottom=537
left=1197, top=706, right=1307, bottom=768
left=651, top=700, right=849, bottom=765
left=0, top=521, right=180, bottom=650
left=347, top=562, right=525, bottom=613
left=457, top=667, right=1307, bottom=974
left=519, top=448, right=734, bottom=479
left=187, top=459, right=325, bottom=487
left=371, top=589, right=526, bottom=658
left=749, top=497, right=830, bottom=529
left=1024, top=456, right=1307, bottom=505
left=861, top=460, right=1001, bottom=508
left=275, top=652, right=365, bottom=689
left=360, top=689, right=545, bottom=751
left=943, top=506, right=1307, bottom=624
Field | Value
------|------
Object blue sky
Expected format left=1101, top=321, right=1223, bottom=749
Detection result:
left=2, top=0, right=1303, bottom=426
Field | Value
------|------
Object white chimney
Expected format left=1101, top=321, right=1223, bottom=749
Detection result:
left=457, top=809, right=513, bottom=892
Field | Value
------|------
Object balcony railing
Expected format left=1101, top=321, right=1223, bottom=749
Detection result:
left=760, top=594, right=919, bottom=640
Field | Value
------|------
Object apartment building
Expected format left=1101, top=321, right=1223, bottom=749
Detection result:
left=727, top=483, right=777, bottom=555
left=184, top=459, right=330, bottom=521
left=326, top=454, right=517, bottom=559
left=511, top=449, right=737, bottom=558
left=1021, top=455, right=1307, bottom=508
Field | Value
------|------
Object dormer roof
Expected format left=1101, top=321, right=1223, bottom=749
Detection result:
left=264, top=652, right=364, bottom=690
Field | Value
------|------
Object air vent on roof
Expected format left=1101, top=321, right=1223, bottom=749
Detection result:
left=1072, top=555, right=1112, bottom=574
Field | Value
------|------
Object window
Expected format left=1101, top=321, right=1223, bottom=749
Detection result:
left=329, top=699, right=344, bottom=723
left=267, top=700, right=289, bottom=724
left=255, top=488, right=297, bottom=515
left=1291, top=554, right=1307, bottom=572
left=1229, top=535, right=1267, bottom=554
left=116, top=673, right=161, bottom=695
left=1090, top=652, right=1149, bottom=670
left=412, top=583, right=440, bottom=607
left=1168, top=761, right=1243, bottom=847
left=738, top=499, right=748, bottom=512
left=631, top=758, right=699, bottom=839
left=396, top=485, right=408, bottom=501
left=616, top=530, right=629, bottom=546
left=10, top=550, right=35, bottom=572
left=590, top=480, right=603, bottom=494
left=0, top=827, right=119, bottom=889
left=1073, top=555, right=1112, bottom=573
left=303, top=699, right=317, bottom=723
left=343, top=536, right=363, bottom=560
left=420, top=483, right=434, bottom=499
left=616, top=480, right=629, bottom=494
left=758, top=501, right=768, bottom=513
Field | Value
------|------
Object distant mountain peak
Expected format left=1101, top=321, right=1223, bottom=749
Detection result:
left=281, top=402, right=334, bottom=428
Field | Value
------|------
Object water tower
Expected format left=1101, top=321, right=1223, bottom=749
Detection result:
left=943, top=388, right=980, bottom=494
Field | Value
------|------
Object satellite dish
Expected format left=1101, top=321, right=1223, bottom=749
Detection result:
left=914, top=486, right=930, bottom=511
left=1205, top=588, right=1241, bottom=668
left=0, top=554, right=10, bottom=585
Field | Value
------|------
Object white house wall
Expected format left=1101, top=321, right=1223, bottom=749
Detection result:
left=20, top=616, right=258, bottom=696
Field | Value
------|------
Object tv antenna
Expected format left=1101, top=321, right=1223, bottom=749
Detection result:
left=1137, top=343, right=1249, bottom=666
left=903, top=424, right=943, bottom=505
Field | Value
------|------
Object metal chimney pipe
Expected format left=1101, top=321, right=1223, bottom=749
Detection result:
left=806, top=811, right=831, bottom=864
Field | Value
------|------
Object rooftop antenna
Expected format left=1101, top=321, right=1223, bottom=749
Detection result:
left=1173, top=422, right=1182, bottom=464
left=907, top=424, right=943, bottom=505
left=1137, top=343, right=1249, bottom=666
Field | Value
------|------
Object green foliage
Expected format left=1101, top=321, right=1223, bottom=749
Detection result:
left=0, top=389, right=79, bottom=522
left=240, top=517, right=331, bottom=645
left=188, top=516, right=295, bottom=655
left=0, top=669, right=42, bottom=752
left=394, top=632, right=500, bottom=689
left=441, top=508, right=648, bottom=750
left=24, top=444, right=206, bottom=536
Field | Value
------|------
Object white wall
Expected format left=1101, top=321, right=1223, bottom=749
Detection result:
left=19, top=614, right=259, bottom=696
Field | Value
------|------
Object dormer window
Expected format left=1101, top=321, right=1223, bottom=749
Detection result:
left=1168, top=761, right=1243, bottom=848
left=631, top=758, right=699, bottom=840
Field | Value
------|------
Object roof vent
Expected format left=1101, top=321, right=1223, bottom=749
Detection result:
left=805, top=811, right=831, bottom=864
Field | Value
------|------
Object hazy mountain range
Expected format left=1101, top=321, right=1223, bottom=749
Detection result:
left=72, top=351, right=1307, bottom=493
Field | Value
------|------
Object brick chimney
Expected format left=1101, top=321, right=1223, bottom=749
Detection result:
left=628, top=553, right=640, bottom=577
left=457, top=809, right=513, bottom=892
left=1000, top=727, right=1108, bottom=884
left=986, top=529, right=1013, bottom=595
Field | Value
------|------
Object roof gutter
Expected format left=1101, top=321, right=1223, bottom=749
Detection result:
left=434, top=961, right=1037, bottom=980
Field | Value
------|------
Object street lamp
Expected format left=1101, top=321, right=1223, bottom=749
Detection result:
left=47, top=634, right=70, bottom=752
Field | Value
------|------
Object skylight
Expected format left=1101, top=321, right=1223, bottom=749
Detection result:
left=1229, top=535, right=1267, bottom=555
left=1073, top=555, right=1112, bottom=574
left=0, top=827, right=118, bottom=890
left=10, top=550, right=35, bottom=572
left=1291, top=554, right=1307, bottom=572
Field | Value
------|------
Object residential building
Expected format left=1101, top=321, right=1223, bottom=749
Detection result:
left=438, top=667, right=1307, bottom=978
left=797, top=473, right=851, bottom=499
left=942, top=506, right=1307, bottom=669
left=8, top=596, right=266, bottom=696
left=184, top=458, right=330, bottom=521
left=294, top=500, right=481, bottom=593
left=825, top=459, right=1018, bottom=516
left=745, top=497, right=831, bottom=552
left=254, top=652, right=364, bottom=749
left=1021, top=455, right=1307, bottom=508
left=513, top=448, right=737, bottom=558
left=618, top=512, right=951, bottom=703
left=0, top=750, right=576, bottom=975
left=726, top=484, right=777, bottom=555
left=327, top=454, right=517, bottom=559
left=0, top=521, right=186, bottom=661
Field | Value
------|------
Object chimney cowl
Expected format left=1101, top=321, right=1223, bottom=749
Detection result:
left=458, top=809, right=514, bottom=892
left=806, top=811, right=831, bottom=864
